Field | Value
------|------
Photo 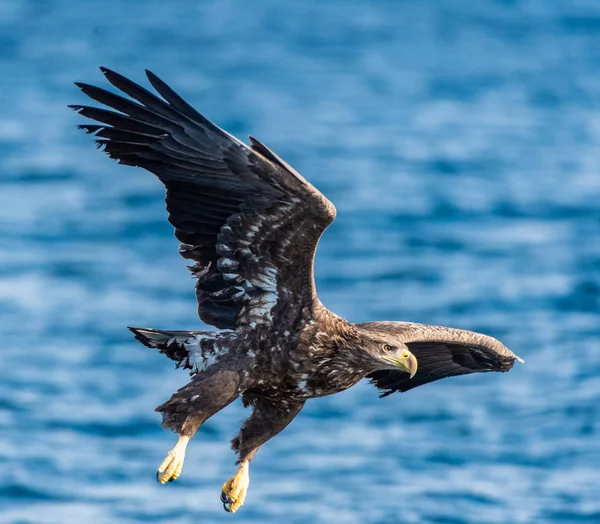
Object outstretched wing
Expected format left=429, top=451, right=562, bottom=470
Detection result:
left=363, top=322, right=522, bottom=396
left=72, top=68, right=336, bottom=330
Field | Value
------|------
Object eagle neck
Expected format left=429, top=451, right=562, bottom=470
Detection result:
left=307, top=311, right=374, bottom=393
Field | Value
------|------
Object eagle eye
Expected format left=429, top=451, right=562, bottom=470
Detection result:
left=382, top=344, right=394, bottom=352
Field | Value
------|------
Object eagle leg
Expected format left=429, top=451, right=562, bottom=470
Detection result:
left=220, top=460, right=250, bottom=513
left=221, top=398, right=305, bottom=513
left=155, top=369, right=242, bottom=483
left=157, top=435, right=189, bottom=484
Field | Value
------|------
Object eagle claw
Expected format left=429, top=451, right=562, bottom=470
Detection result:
left=220, top=461, right=250, bottom=513
left=156, top=436, right=189, bottom=484
left=221, top=490, right=234, bottom=513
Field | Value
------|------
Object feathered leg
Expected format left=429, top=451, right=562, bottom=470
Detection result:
left=221, top=398, right=305, bottom=513
left=156, top=370, right=242, bottom=483
left=129, top=327, right=244, bottom=483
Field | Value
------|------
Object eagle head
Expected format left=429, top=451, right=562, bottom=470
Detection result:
left=353, top=326, right=419, bottom=378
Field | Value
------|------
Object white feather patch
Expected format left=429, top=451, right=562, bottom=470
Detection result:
left=182, top=333, right=226, bottom=373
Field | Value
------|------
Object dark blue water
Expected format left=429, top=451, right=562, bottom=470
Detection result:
left=1, top=1, right=600, bottom=522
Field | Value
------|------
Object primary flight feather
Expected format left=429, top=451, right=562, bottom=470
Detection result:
left=72, top=68, right=522, bottom=513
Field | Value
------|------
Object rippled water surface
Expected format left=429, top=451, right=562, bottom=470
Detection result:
left=1, top=1, right=600, bottom=522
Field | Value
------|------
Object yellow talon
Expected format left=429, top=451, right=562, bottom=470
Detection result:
left=221, top=460, right=250, bottom=513
left=156, top=435, right=189, bottom=484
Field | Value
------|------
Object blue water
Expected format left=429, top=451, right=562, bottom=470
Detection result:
left=1, top=1, right=600, bottom=522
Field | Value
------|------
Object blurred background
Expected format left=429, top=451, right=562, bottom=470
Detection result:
left=1, top=0, right=599, bottom=522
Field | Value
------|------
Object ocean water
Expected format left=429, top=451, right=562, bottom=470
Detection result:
left=1, top=1, right=600, bottom=522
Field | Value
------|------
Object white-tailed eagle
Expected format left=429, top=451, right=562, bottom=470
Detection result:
left=71, top=68, right=523, bottom=513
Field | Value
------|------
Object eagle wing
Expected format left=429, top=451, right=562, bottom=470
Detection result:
left=72, top=68, right=336, bottom=330
left=364, top=322, right=522, bottom=396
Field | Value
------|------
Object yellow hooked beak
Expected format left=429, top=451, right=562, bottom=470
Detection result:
left=395, top=349, right=418, bottom=378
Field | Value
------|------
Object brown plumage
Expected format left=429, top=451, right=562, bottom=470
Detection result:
left=72, top=68, right=523, bottom=513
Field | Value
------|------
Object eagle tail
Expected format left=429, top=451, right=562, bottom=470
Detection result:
left=128, top=327, right=225, bottom=372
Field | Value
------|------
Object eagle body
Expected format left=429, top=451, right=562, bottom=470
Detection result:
left=73, top=68, right=522, bottom=513
left=132, top=310, right=389, bottom=429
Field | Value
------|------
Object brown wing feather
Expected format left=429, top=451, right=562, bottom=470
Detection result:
left=72, top=68, right=336, bottom=330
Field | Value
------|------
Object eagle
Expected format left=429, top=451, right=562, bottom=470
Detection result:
left=71, top=68, right=523, bottom=513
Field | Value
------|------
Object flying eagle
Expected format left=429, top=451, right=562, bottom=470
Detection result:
left=72, top=68, right=523, bottom=513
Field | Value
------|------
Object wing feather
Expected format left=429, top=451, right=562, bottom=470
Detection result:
left=73, top=68, right=336, bottom=330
